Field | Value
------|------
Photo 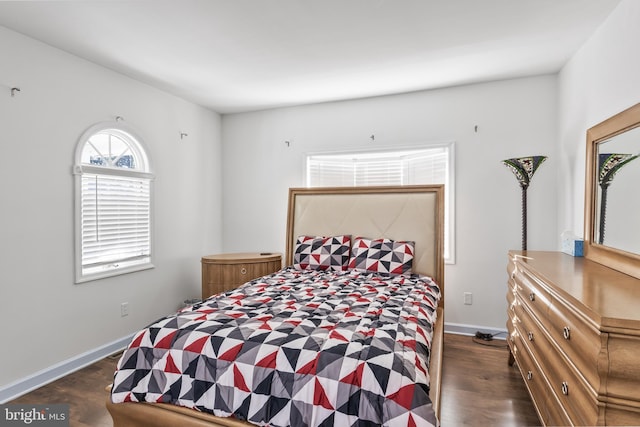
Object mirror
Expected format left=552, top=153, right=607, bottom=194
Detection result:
left=585, top=102, right=640, bottom=279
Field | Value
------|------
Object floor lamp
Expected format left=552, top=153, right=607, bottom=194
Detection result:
left=597, top=153, right=639, bottom=245
left=502, top=156, right=547, bottom=251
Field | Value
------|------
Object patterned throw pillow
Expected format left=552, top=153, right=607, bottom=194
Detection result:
left=293, top=235, right=351, bottom=271
left=348, top=237, right=415, bottom=275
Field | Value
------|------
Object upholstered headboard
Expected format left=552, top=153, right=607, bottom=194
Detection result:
left=285, top=186, right=444, bottom=299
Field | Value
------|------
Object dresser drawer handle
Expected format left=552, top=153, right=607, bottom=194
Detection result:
left=561, top=381, right=569, bottom=396
left=563, top=326, right=571, bottom=340
left=240, top=267, right=247, bottom=275
left=528, top=331, right=534, bottom=341
left=527, top=371, right=533, bottom=380
left=529, top=293, right=535, bottom=302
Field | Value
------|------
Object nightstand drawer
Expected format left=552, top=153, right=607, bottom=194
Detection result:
left=211, top=262, right=259, bottom=286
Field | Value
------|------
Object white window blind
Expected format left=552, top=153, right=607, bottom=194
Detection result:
left=306, top=145, right=455, bottom=263
left=307, top=149, right=448, bottom=186
left=81, top=174, right=151, bottom=271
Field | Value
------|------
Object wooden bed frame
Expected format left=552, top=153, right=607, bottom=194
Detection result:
left=107, top=185, right=445, bottom=426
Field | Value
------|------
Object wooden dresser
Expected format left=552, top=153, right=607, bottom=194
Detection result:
left=201, top=252, right=282, bottom=299
left=506, top=250, right=640, bottom=426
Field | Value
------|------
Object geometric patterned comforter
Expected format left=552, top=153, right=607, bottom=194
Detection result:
left=111, top=267, right=441, bottom=426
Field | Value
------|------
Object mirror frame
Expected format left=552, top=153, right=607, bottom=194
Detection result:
left=584, top=102, right=640, bottom=279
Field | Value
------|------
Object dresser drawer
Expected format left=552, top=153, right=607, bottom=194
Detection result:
left=511, top=305, right=571, bottom=426
left=507, top=302, right=518, bottom=347
left=545, top=391, right=573, bottom=427
left=547, top=298, right=601, bottom=390
left=515, top=333, right=572, bottom=427
left=517, top=302, right=598, bottom=425
left=506, top=281, right=517, bottom=313
left=513, top=296, right=546, bottom=352
left=512, top=266, right=551, bottom=325
left=510, top=331, right=548, bottom=425
left=540, top=340, right=598, bottom=426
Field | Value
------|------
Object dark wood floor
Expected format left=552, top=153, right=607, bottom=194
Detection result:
left=9, top=351, right=118, bottom=427
left=10, top=333, right=540, bottom=426
left=441, top=334, right=540, bottom=426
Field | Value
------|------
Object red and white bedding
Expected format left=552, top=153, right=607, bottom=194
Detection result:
left=111, top=267, right=441, bottom=426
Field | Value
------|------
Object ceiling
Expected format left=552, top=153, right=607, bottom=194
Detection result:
left=0, top=0, right=621, bottom=114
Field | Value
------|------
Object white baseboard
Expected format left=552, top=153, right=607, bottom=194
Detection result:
left=445, top=322, right=508, bottom=340
left=0, top=334, right=133, bottom=404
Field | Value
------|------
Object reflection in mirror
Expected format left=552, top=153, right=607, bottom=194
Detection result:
left=595, top=128, right=640, bottom=253
left=585, top=102, right=640, bottom=280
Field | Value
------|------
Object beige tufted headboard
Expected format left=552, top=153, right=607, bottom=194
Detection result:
left=285, top=185, right=444, bottom=304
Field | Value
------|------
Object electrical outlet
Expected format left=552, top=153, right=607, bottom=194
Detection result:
left=464, top=292, right=473, bottom=305
left=121, top=302, right=129, bottom=317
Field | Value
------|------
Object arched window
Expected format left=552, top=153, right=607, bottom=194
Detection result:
left=73, top=121, right=154, bottom=283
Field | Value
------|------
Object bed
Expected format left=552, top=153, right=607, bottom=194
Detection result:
left=107, top=185, right=445, bottom=426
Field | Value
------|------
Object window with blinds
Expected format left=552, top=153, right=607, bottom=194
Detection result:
left=306, top=145, right=455, bottom=263
left=74, top=123, right=154, bottom=282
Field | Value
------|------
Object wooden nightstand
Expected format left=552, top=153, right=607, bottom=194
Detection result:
left=201, top=252, right=282, bottom=299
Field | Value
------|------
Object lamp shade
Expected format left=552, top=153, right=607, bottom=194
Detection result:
left=502, top=156, right=547, bottom=189
left=596, top=152, right=638, bottom=245
left=598, top=153, right=639, bottom=187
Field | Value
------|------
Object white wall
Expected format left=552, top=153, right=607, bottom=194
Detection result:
left=558, top=0, right=640, bottom=238
left=221, top=75, right=559, bottom=331
left=0, top=26, right=222, bottom=392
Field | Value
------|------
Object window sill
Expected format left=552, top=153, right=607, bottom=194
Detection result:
left=75, top=262, right=154, bottom=284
